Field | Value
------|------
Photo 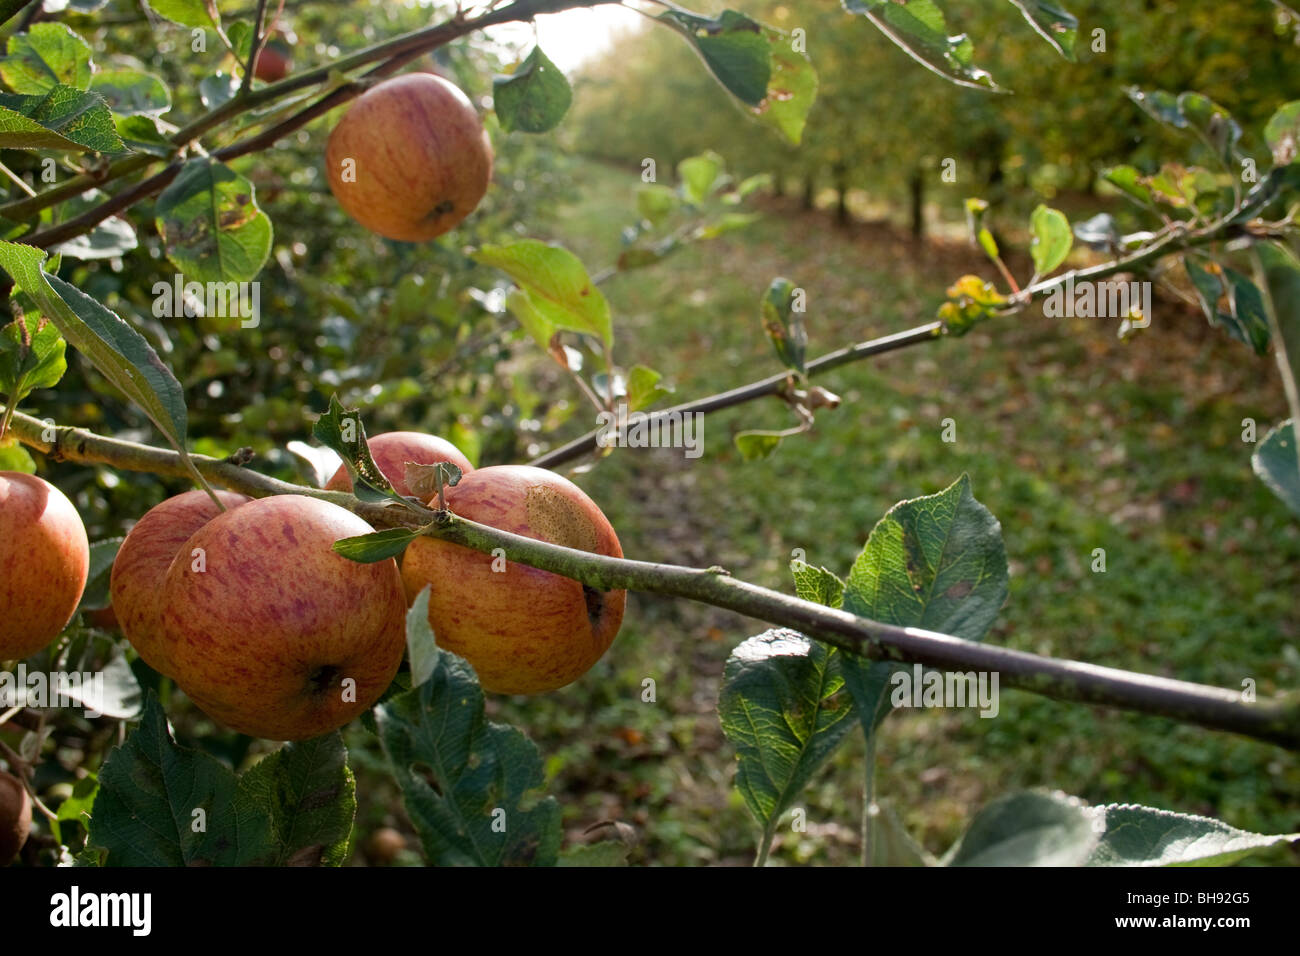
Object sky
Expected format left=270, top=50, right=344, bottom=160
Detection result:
left=489, top=3, right=644, bottom=71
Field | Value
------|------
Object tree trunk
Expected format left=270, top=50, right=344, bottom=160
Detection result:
left=802, top=171, right=816, bottom=211
left=909, top=169, right=925, bottom=241
left=772, top=168, right=786, bottom=198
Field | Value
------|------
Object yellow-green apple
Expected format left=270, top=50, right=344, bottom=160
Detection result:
left=401, top=465, right=625, bottom=694
left=0, top=472, right=89, bottom=660
left=0, top=771, right=31, bottom=865
left=324, top=430, right=473, bottom=502
left=325, top=73, right=493, bottom=241
left=110, top=490, right=251, bottom=677
left=160, top=495, right=406, bottom=740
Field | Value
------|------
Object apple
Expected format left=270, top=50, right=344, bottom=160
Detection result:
left=324, top=430, right=473, bottom=502
left=401, top=465, right=625, bottom=694
left=0, top=472, right=90, bottom=661
left=0, top=771, right=31, bottom=866
left=325, top=73, right=493, bottom=242
left=110, top=490, right=251, bottom=677
left=253, top=36, right=292, bottom=83
left=160, top=495, right=407, bottom=741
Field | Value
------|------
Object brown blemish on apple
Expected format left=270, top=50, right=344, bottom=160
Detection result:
left=525, top=485, right=600, bottom=552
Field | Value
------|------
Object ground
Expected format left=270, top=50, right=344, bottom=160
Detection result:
left=352, top=158, right=1300, bottom=867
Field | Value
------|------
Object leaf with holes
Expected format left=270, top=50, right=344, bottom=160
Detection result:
left=718, top=628, right=856, bottom=836
left=375, top=649, right=562, bottom=866
left=840, top=474, right=1008, bottom=737
left=154, top=157, right=271, bottom=285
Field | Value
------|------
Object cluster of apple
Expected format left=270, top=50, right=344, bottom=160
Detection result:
left=1, top=432, right=624, bottom=745
left=106, top=432, right=623, bottom=740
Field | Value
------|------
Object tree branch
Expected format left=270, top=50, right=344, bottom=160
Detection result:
left=6, top=406, right=1296, bottom=750
left=0, top=0, right=623, bottom=228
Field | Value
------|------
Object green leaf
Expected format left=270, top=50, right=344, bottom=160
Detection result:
left=841, top=474, right=1008, bottom=736
left=375, top=652, right=562, bottom=867
left=88, top=696, right=244, bottom=865
left=90, top=68, right=171, bottom=117
left=1101, top=165, right=1155, bottom=208
left=1177, top=91, right=1241, bottom=165
left=1263, top=100, right=1300, bottom=167
left=63, top=651, right=140, bottom=719
left=0, top=84, right=126, bottom=152
left=734, top=429, right=783, bottom=460
left=557, top=841, right=630, bottom=866
left=944, top=791, right=1098, bottom=866
left=333, top=526, right=425, bottom=563
left=694, top=211, right=760, bottom=239
left=1252, top=419, right=1300, bottom=517
left=0, top=440, right=34, bottom=472
left=1084, top=803, right=1300, bottom=866
left=405, top=586, right=438, bottom=690
left=760, top=276, right=807, bottom=376
left=474, top=239, right=612, bottom=346
left=114, top=114, right=172, bottom=156
left=0, top=22, right=94, bottom=94
left=1126, top=87, right=1186, bottom=129
left=1184, top=256, right=1270, bottom=354
left=842, top=0, right=998, bottom=90
left=198, top=71, right=240, bottom=109
left=871, top=800, right=937, bottom=866
left=754, top=25, right=816, bottom=144
left=154, top=157, right=273, bottom=284
left=234, top=733, right=356, bottom=866
left=144, top=0, right=218, bottom=30
left=311, top=394, right=396, bottom=502
left=1220, top=267, right=1271, bottom=356
left=718, top=628, right=856, bottom=835
left=0, top=308, right=66, bottom=404
left=626, top=364, right=674, bottom=412
left=635, top=183, right=678, bottom=226
left=1007, top=1, right=1077, bottom=60
left=1029, top=204, right=1071, bottom=275
left=226, top=21, right=254, bottom=64
left=677, top=151, right=724, bottom=205
left=493, top=46, right=571, bottom=134
left=55, top=775, right=98, bottom=830
left=51, top=188, right=139, bottom=262
left=659, top=9, right=770, bottom=105
left=78, top=536, right=123, bottom=611
left=790, top=560, right=844, bottom=609
left=0, top=242, right=189, bottom=453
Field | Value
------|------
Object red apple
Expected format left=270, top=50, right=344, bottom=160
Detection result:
left=110, top=490, right=251, bottom=677
left=253, top=37, right=292, bottom=83
left=325, top=73, right=493, bottom=242
left=401, top=465, right=625, bottom=694
left=160, top=495, right=407, bottom=740
left=0, top=771, right=31, bottom=866
left=324, top=431, right=473, bottom=502
left=0, top=472, right=89, bottom=661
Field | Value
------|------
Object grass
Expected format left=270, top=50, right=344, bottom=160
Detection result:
left=347, top=157, right=1300, bottom=867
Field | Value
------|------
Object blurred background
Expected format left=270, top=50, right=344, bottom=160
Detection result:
left=6, top=0, right=1298, bottom=865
